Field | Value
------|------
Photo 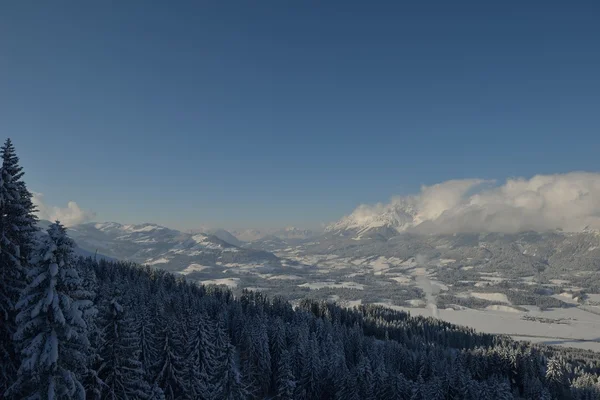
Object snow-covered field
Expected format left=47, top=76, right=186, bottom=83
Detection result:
left=298, top=281, right=364, bottom=290
left=201, top=278, right=240, bottom=288
left=470, top=292, right=511, bottom=304
left=179, top=263, right=211, bottom=275
left=238, top=247, right=600, bottom=353
left=399, top=304, right=600, bottom=351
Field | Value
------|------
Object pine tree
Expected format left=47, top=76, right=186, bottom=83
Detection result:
left=154, top=317, right=185, bottom=398
left=295, top=332, right=321, bottom=399
left=97, top=292, right=153, bottom=399
left=275, top=349, right=296, bottom=400
left=1, top=138, right=38, bottom=264
left=219, top=339, right=248, bottom=400
left=77, top=258, right=102, bottom=400
left=546, top=356, right=568, bottom=399
left=269, top=317, right=287, bottom=390
left=0, top=161, right=21, bottom=395
left=135, top=301, right=159, bottom=378
left=355, top=355, right=374, bottom=400
left=7, top=222, right=91, bottom=399
left=0, top=139, right=38, bottom=394
left=181, top=312, right=214, bottom=399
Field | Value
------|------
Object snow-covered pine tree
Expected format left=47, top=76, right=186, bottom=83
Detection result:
left=154, top=316, right=185, bottom=398
left=274, top=349, right=296, bottom=400
left=135, top=300, right=159, bottom=379
left=0, top=154, right=20, bottom=395
left=181, top=311, right=215, bottom=399
left=0, top=138, right=38, bottom=393
left=7, top=222, right=91, bottom=400
left=546, top=356, right=568, bottom=399
left=240, top=315, right=271, bottom=397
left=354, top=354, right=374, bottom=400
left=295, top=332, right=321, bottom=399
left=97, top=291, right=154, bottom=399
left=76, top=258, right=102, bottom=400
left=268, top=317, right=287, bottom=386
left=1, top=138, right=38, bottom=264
left=218, top=336, right=248, bottom=400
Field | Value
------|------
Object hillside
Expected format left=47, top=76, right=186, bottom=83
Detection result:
left=47, top=251, right=600, bottom=398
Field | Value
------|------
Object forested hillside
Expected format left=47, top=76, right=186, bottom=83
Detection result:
left=2, top=138, right=600, bottom=399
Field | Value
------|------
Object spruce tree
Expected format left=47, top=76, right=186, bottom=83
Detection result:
left=219, top=339, right=248, bottom=400
left=97, top=292, right=153, bottom=400
left=1, top=138, right=38, bottom=264
left=181, top=312, right=214, bottom=399
left=135, top=301, right=159, bottom=379
left=274, top=349, right=296, bottom=400
left=7, top=222, right=91, bottom=399
left=0, top=159, right=20, bottom=395
left=0, top=139, right=39, bottom=393
left=154, top=317, right=185, bottom=398
left=77, top=258, right=102, bottom=400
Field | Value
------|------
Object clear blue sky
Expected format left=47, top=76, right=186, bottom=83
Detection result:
left=1, top=1, right=599, bottom=230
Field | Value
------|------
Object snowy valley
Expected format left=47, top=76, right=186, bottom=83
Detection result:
left=62, top=207, right=600, bottom=353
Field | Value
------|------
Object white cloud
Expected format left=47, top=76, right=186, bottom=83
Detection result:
left=337, top=172, right=600, bottom=234
left=32, top=192, right=96, bottom=227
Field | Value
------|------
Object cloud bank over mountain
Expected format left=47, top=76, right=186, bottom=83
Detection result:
left=32, top=192, right=96, bottom=227
left=330, top=172, right=600, bottom=234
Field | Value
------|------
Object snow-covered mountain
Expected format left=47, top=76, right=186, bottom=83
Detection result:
left=230, top=229, right=266, bottom=242
left=325, top=198, right=419, bottom=238
left=226, top=227, right=316, bottom=242
left=271, top=226, right=315, bottom=240
left=67, top=222, right=279, bottom=273
left=190, top=228, right=245, bottom=247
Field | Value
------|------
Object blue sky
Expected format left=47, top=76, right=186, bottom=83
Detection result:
left=1, top=1, right=599, bottom=230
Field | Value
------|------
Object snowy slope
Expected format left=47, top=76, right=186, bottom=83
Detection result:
left=67, top=222, right=279, bottom=273
left=325, top=198, right=418, bottom=237
left=271, top=226, right=316, bottom=240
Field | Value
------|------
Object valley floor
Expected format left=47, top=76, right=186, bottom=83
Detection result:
left=386, top=303, right=600, bottom=352
left=258, top=249, right=600, bottom=352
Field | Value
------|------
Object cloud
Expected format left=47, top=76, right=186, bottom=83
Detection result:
left=32, top=193, right=96, bottom=227
left=340, top=172, right=600, bottom=234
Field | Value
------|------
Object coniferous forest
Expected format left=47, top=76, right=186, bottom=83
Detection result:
left=2, top=138, right=600, bottom=399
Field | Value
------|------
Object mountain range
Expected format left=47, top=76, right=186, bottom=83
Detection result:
left=55, top=204, right=600, bottom=286
left=62, top=222, right=279, bottom=274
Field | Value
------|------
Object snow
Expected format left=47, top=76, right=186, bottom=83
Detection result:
left=324, top=198, right=417, bottom=234
left=407, top=299, right=425, bottom=307
left=390, top=276, right=411, bottom=284
left=485, top=305, right=522, bottom=313
left=344, top=299, right=363, bottom=308
left=179, top=264, right=211, bottom=275
left=398, top=304, right=600, bottom=351
left=122, top=224, right=164, bottom=233
left=369, top=256, right=391, bottom=272
left=298, top=281, right=364, bottom=290
left=470, top=292, right=511, bottom=304
left=268, top=274, right=302, bottom=280
left=201, top=278, right=240, bottom=288
left=146, top=257, right=170, bottom=265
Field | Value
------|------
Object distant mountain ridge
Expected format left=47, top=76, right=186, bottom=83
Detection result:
left=66, top=221, right=279, bottom=273
left=325, top=196, right=600, bottom=238
left=192, top=226, right=317, bottom=243
left=325, top=198, right=419, bottom=238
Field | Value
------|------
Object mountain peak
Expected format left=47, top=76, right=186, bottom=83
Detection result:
left=326, top=198, right=418, bottom=235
